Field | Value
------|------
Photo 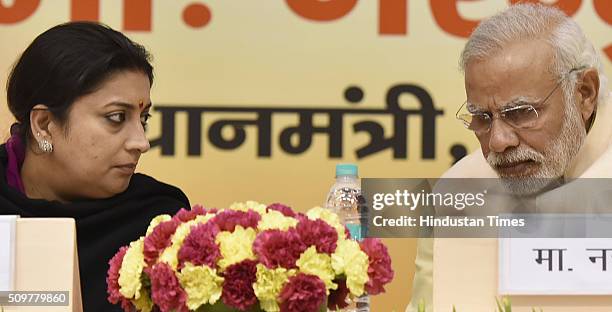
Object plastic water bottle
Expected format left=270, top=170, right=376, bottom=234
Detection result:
left=325, top=163, right=369, bottom=312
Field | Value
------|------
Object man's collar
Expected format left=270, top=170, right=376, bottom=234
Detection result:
left=565, top=92, right=612, bottom=178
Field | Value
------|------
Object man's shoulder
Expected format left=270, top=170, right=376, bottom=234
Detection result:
left=440, top=149, right=496, bottom=179
left=578, top=144, right=612, bottom=178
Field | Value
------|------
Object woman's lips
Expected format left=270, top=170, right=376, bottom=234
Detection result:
left=114, top=164, right=136, bottom=175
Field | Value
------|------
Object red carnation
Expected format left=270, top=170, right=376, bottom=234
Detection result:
left=327, top=279, right=350, bottom=311
left=147, top=263, right=188, bottom=312
left=106, top=246, right=133, bottom=311
left=279, top=273, right=326, bottom=312
left=143, top=218, right=181, bottom=265
left=172, top=205, right=207, bottom=222
left=359, top=238, right=394, bottom=295
left=177, top=221, right=221, bottom=269
left=295, top=213, right=308, bottom=222
left=253, top=229, right=307, bottom=269
left=296, top=218, right=338, bottom=254
left=266, top=203, right=297, bottom=217
left=221, top=259, right=258, bottom=311
left=212, top=209, right=261, bottom=232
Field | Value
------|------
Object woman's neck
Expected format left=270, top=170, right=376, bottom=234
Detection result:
left=21, top=149, right=70, bottom=203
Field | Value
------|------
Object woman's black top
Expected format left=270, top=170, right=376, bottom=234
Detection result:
left=0, top=144, right=190, bottom=312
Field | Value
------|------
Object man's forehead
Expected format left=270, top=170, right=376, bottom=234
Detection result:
left=464, top=40, right=556, bottom=108
left=466, top=40, right=554, bottom=76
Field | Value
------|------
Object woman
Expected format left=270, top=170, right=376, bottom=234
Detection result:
left=0, top=22, right=190, bottom=311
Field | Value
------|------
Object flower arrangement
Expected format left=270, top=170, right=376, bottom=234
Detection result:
left=106, top=201, right=394, bottom=312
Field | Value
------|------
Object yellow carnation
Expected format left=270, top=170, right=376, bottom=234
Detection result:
left=306, top=206, right=346, bottom=239
left=216, top=226, right=256, bottom=270
left=296, top=246, right=337, bottom=293
left=253, top=263, right=296, bottom=312
left=258, top=210, right=298, bottom=231
left=230, top=201, right=267, bottom=215
left=119, top=238, right=146, bottom=299
left=331, top=239, right=369, bottom=296
left=157, top=244, right=181, bottom=270
left=158, top=215, right=215, bottom=269
left=146, top=214, right=172, bottom=235
left=178, top=263, right=224, bottom=310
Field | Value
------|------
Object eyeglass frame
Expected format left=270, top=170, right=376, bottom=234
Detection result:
left=455, top=66, right=587, bottom=134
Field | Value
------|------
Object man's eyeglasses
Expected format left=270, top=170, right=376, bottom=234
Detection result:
left=456, top=67, right=586, bottom=134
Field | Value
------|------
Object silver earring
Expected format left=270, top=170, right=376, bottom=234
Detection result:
left=39, top=139, right=53, bottom=153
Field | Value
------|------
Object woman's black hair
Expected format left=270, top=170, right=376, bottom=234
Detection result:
left=6, top=21, right=154, bottom=142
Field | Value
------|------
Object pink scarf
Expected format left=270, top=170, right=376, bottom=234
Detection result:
left=6, top=124, right=25, bottom=194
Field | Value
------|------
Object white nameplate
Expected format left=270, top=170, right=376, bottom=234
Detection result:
left=0, top=215, right=18, bottom=291
left=500, top=238, right=612, bottom=295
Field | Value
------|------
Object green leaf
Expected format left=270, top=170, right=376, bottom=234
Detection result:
left=503, top=296, right=512, bottom=312
left=418, top=299, right=426, bottom=312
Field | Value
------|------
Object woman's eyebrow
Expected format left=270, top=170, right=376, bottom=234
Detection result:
left=104, top=101, right=152, bottom=111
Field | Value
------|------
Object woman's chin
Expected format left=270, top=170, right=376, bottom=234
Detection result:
left=94, top=177, right=132, bottom=198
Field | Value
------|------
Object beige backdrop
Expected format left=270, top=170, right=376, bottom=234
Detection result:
left=1, top=1, right=610, bottom=310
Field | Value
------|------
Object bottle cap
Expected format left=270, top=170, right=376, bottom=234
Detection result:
left=336, top=163, right=358, bottom=177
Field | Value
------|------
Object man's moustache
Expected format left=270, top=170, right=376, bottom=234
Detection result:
left=487, top=149, right=545, bottom=167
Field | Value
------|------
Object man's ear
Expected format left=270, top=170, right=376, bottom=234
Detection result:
left=29, top=104, right=53, bottom=145
left=576, top=68, right=600, bottom=126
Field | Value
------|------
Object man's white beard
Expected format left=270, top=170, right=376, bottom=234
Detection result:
left=487, top=96, right=586, bottom=195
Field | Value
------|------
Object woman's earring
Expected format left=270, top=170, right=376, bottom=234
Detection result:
left=39, top=139, right=53, bottom=153
left=36, top=132, right=53, bottom=153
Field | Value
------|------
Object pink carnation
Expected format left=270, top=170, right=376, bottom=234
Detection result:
left=147, top=263, right=188, bottom=312
left=327, top=279, right=349, bottom=311
left=172, top=205, right=207, bottom=222
left=295, top=213, right=308, bottom=222
left=253, top=229, right=307, bottom=269
left=266, top=203, right=297, bottom=217
left=106, top=246, right=133, bottom=311
left=143, top=218, right=181, bottom=266
left=177, top=221, right=221, bottom=269
left=296, top=218, right=338, bottom=254
left=221, top=259, right=258, bottom=311
left=212, top=209, right=261, bottom=232
left=279, top=273, right=326, bottom=312
left=359, top=238, right=394, bottom=295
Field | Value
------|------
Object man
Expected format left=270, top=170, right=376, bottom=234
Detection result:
left=406, top=3, right=610, bottom=311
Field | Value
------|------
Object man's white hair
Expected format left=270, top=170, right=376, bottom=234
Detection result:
left=460, top=3, right=609, bottom=106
